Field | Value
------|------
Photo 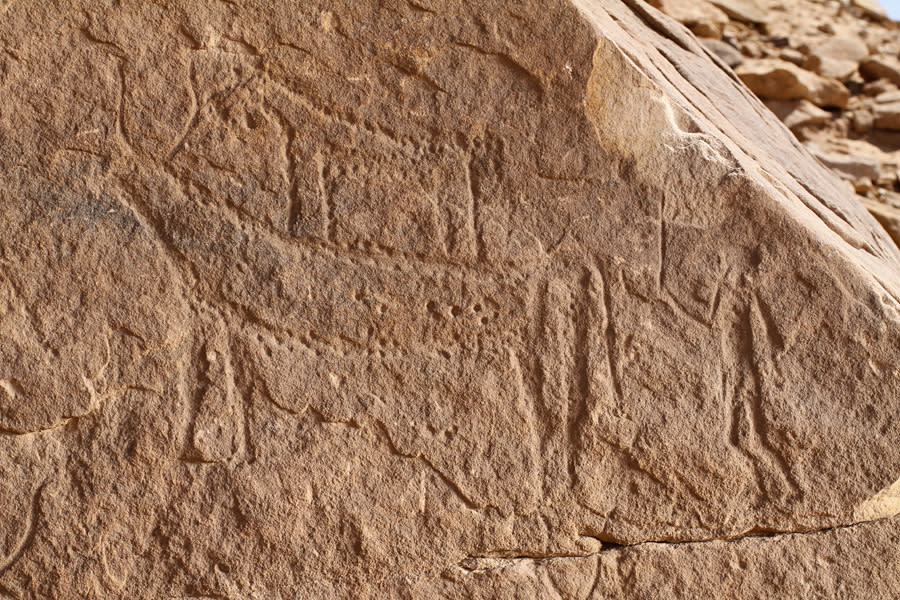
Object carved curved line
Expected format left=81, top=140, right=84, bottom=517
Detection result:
left=100, top=532, right=127, bottom=592
left=0, top=482, right=44, bottom=575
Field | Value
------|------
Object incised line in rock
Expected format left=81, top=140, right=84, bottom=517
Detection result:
left=0, top=483, right=44, bottom=576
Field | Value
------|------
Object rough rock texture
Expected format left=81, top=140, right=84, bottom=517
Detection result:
left=702, top=37, right=746, bottom=66
left=854, top=0, right=889, bottom=20
left=808, top=141, right=882, bottom=180
left=736, top=58, right=851, bottom=106
left=861, top=54, right=900, bottom=85
left=875, top=97, right=900, bottom=129
left=805, top=37, right=868, bottom=80
left=409, top=516, right=900, bottom=599
left=764, top=99, right=833, bottom=130
left=676, top=0, right=900, bottom=249
left=2, top=0, right=900, bottom=598
left=648, top=0, right=729, bottom=37
left=708, top=0, right=769, bottom=24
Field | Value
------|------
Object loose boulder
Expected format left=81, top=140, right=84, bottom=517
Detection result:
left=861, top=55, right=900, bottom=86
left=853, top=0, right=889, bottom=20
left=703, top=38, right=746, bottom=68
left=708, top=0, right=770, bottom=23
left=765, top=99, right=834, bottom=130
left=805, top=37, right=869, bottom=80
left=737, top=58, right=851, bottom=107
left=648, top=0, right=730, bottom=37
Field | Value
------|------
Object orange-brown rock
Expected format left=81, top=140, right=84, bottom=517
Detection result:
left=861, top=54, right=900, bottom=86
left=736, top=58, right=851, bottom=107
left=409, top=516, right=900, bottom=598
left=804, top=37, right=869, bottom=80
left=708, top=0, right=769, bottom=24
left=764, top=99, right=833, bottom=130
left=854, top=0, right=889, bottom=20
left=1, top=0, right=900, bottom=598
left=648, top=0, right=729, bottom=37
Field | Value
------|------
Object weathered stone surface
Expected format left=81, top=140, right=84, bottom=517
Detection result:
left=737, top=58, right=851, bottom=107
left=702, top=38, right=745, bottom=68
left=707, top=0, right=769, bottom=24
left=864, top=195, right=900, bottom=247
left=809, top=142, right=882, bottom=180
left=873, top=95, right=900, bottom=129
left=864, top=79, right=898, bottom=96
left=648, top=0, right=729, bottom=37
left=852, top=106, right=876, bottom=133
left=861, top=55, right=900, bottom=86
left=853, top=0, right=889, bottom=20
left=875, top=104, right=900, bottom=129
left=779, top=48, right=807, bottom=67
left=1, top=0, right=900, bottom=598
left=765, top=99, right=833, bottom=130
left=811, top=36, right=870, bottom=64
left=404, top=516, right=900, bottom=599
left=804, top=37, right=868, bottom=80
left=727, top=0, right=900, bottom=242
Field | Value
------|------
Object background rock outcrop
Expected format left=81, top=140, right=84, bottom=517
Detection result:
left=1, top=0, right=900, bottom=598
left=656, top=0, right=900, bottom=249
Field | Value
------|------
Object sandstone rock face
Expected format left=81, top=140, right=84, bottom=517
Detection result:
left=811, top=36, right=869, bottom=65
left=736, top=58, right=851, bottom=107
left=805, top=37, right=869, bottom=80
left=873, top=95, right=900, bottom=129
left=702, top=38, right=745, bottom=67
left=648, top=0, right=729, bottom=37
left=707, top=0, right=769, bottom=24
left=809, top=142, right=882, bottom=180
left=412, top=516, right=900, bottom=599
left=1, top=0, right=900, bottom=598
left=726, top=0, right=900, bottom=249
left=853, top=0, right=889, bottom=20
left=764, top=99, right=833, bottom=131
left=861, top=54, right=900, bottom=86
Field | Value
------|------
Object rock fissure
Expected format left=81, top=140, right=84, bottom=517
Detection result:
left=455, top=517, right=896, bottom=573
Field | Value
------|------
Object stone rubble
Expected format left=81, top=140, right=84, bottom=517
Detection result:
left=652, top=0, right=900, bottom=246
